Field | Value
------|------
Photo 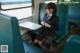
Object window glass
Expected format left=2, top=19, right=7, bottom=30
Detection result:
left=0, top=0, right=32, bottom=20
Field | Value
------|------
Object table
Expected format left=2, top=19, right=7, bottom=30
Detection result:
left=19, top=22, right=42, bottom=30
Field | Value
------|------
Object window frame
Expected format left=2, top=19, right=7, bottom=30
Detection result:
left=0, top=0, right=33, bottom=20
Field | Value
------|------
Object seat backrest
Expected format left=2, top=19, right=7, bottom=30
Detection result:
left=68, top=3, right=80, bottom=22
left=38, top=3, right=46, bottom=24
left=56, top=4, right=68, bottom=35
left=0, top=13, right=24, bottom=53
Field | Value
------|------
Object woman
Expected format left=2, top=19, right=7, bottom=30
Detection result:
left=34, top=2, right=59, bottom=49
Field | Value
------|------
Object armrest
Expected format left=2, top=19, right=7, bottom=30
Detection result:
left=55, top=31, right=66, bottom=44
left=56, top=35, right=65, bottom=44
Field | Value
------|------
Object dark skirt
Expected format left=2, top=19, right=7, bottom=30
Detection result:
left=36, top=28, right=56, bottom=46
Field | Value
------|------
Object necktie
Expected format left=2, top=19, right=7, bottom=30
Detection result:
left=43, top=15, right=48, bottom=21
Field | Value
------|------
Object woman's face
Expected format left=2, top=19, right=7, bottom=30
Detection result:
left=46, top=9, right=50, bottom=15
left=46, top=8, right=54, bottom=15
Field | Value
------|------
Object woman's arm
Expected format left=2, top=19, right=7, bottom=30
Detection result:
left=44, top=22, right=51, bottom=28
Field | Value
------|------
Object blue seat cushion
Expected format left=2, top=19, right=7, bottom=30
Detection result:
left=64, top=35, right=80, bottom=53
left=23, top=42, right=44, bottom=53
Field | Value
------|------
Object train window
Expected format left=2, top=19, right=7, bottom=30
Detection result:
left=0, top=0, right=32, bottom=20
left=45, top=0, right=57, bottom=3
left=64, top=0, right=70, bottom=2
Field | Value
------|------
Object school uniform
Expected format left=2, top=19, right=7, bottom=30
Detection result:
left=42, top=14, right=59, bottom=37
left=40, top=14, right=59, bottom=48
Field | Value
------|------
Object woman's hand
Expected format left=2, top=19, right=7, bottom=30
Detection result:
left=41, top=21, right=45, bottom=26
left=41, top=21, right=51, bottom=28
left=44, top=22, right=51, bottom=28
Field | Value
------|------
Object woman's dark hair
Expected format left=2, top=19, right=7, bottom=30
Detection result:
left=46, top=2, right=57, bottom=14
